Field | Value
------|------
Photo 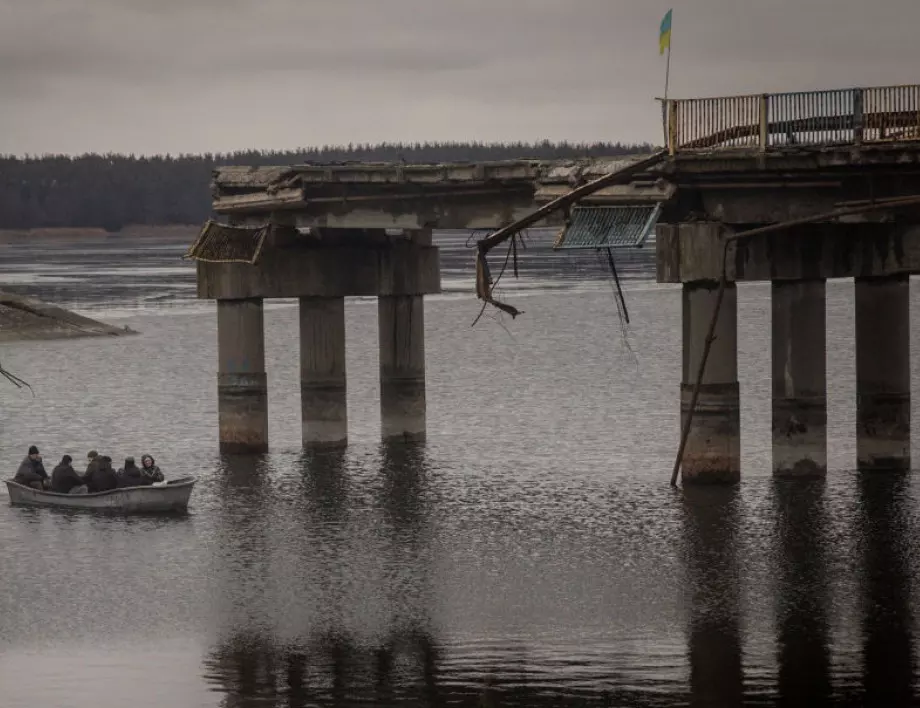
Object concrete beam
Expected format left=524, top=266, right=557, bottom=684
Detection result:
left=197, top=244, right=442, bottom=299
left=772, top=280, right=827, bottom=477
left=657, top=222, right=920, bottom=283
left=215, top=193, right=562, bottom=231
left=855, top=275, right=910, bottom=471
left=667, top=144, right=920, bottom=175
left=698, top=187, right=844, bottom=224
left=294, top=198, right=564, bottom=230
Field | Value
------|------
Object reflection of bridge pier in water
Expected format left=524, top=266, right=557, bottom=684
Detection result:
left=857, top=473, right=914, bottom=704
left=211, top=453, right=274, bottom=630
left=204, top=441, right=443, bottom=706
left=681, top=486, right=744, bottom=707
left=773, top=479, right=832, bottom=707
left=204, top=628, right=442, bottom=708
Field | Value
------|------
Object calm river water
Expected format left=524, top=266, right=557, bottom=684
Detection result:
left=1, top=231, right=920, bottom=707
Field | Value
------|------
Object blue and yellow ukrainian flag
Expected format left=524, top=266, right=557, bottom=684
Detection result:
left=659, top=9, right=672, bottom=55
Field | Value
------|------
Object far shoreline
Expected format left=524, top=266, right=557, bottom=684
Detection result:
left=0, top=224, right=199, bottom=243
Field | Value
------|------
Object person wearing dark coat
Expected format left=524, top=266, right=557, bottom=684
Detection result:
left=140, top=454, right=164, bottom=483
left=85, top=455, right=118, bottom=493
left=116, top=457, right=152, bottom=488
left=51, top=455, right=87, bottom=494
left=85, top=450, right=100, bottom=479
left=14, top=445, right=48, bottom=490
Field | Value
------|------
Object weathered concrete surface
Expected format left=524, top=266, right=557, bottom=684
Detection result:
left=212, top=146, right=920, bottom=230
left=197, top=243, right=441, bottom=299
left=657, top=222, right=920, bottom=284
left=855, top=275, right=910, bottom=471
left=772, top=280, right=827, bottom=477
left=681, top=280, right=740, bottom=485
left=0, top=290, right=136, bottom=342
left=217, top=298, right=268, bottom=454
left=212, top=155, right=666, bottom=230
left=379, top=295, right=426, bottom=442
left=300, top=297, right=347, bottom=448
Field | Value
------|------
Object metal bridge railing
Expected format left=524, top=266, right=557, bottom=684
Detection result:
left=663, top=84, right=920, bottom=154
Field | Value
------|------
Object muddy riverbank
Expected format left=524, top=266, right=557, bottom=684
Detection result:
left=0, top=290, right=136, bottom=341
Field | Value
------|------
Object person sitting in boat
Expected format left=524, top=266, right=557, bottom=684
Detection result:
left=51, top=455, right=88, bottom=495
left=85, top=455, right=117, bottom=493
left=140, top=454, right=164, bottom=483
left=14, top=445, right=49, bottom=490
left=116, top=456, right=152, bottom=488
left=85, top=450, right=100, bottom=478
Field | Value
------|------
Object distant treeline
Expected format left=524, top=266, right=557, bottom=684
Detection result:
left=0, top=140, right=654, bottom=231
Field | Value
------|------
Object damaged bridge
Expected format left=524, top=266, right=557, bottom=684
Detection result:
left=188, top=83, right=920, bottom=486
left=186, top=155, right=668, bottom=453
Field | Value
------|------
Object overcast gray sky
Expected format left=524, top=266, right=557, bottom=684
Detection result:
left=2, top=0, right=919, bottom=156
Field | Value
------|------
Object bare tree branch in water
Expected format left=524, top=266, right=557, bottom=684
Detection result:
left=0, top=358, right=33, bottom=396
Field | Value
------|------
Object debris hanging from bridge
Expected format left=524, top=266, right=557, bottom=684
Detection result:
left=184, top=219, right=271, bottom=265
left=473, top=150, right=668, bottom=321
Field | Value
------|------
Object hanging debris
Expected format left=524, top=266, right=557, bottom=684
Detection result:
left=184, top=219, right=271, bottom=265
left=554, top=204, right=662, bottom=251
left=473, top=151, right=667, bottom=323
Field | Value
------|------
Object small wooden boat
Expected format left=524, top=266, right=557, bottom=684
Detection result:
left=4, top=476, right=197, bottom=514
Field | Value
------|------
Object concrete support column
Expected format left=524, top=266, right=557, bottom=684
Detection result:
left=379, top=295, right=426, bottom=442
left=772, top=280, right=827, bottom=476
left=217, top=298, right=268, bottom=453
left=855, top=275, right=910, bottom=471
left=300, top=296, right=348, bottom=448
left=680, top=281, right=740, bottom=484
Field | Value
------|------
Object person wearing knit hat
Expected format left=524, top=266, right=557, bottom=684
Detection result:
left=14, top=445, right=48, bottom=490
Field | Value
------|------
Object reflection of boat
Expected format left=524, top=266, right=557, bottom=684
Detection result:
left=4, top=476, right=196, bottom=513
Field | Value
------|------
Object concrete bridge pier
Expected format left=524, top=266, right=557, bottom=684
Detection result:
left=680, top=280, right=740, bottom=485
left=379, top=294, right=426, bottom=442
left=217, top=297, right=269, bottom=453
left=855, top=275, right=910, bottom=472
left=772, top=280, right=827, bottom=476
left=300, top=296, right=348, bottom=448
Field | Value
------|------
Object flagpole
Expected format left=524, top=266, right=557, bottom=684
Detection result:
left=664, top=43, right=672, bottom=100
left=661, top=11, right=673, bottom=146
